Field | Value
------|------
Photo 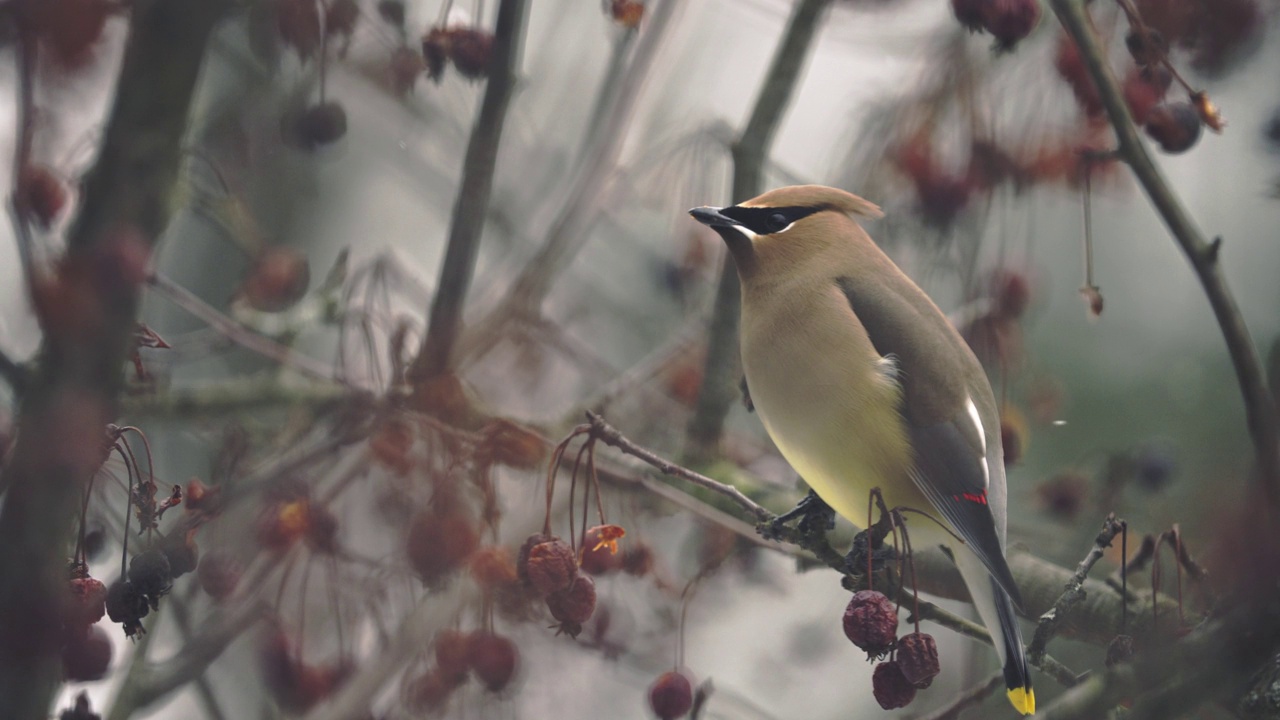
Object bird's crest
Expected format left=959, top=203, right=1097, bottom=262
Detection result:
left=740, top=184, right=884, bottom=220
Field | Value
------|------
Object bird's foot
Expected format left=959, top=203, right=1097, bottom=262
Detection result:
left=761, top=489, right=834, bottom=541
left=844, top=524, right=898, bottom=578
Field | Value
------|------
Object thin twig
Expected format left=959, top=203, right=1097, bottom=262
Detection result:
left=915, top=672, right=1003, bottom=720
left=584, top=411, right=772, bottom=522
left=685, top=0, right=834, bottom=461
left=408, top=0, right=530, bottom=380
left=1050, top=0, right=1280, bottom=507
left=148, top=272, right=338, bottom=381
left=1028, top=514, right=1126, bottom=664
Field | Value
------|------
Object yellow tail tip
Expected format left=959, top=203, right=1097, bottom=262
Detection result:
left=1007, top=687, right=1035, bottom=715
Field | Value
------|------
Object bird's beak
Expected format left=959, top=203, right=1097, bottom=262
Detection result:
left=688, top=206, right=741, bottom=229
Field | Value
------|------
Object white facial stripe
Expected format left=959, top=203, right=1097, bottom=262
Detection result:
left=734, top=225, right=760, bottom=240
left=773, top=222, right=796, bottom=235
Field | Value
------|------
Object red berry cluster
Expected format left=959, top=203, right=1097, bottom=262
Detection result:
left=842, top=590, right=941, bottom=710
left=517, top=533, right=598, bottom=638
left=422, top=26, right=496, bottom=82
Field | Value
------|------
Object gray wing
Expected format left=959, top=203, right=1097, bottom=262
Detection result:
left=836, top=276, right=1023, bottom=609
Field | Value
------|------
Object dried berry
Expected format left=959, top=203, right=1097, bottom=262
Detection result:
left=842, top=590, right=898, bottom=658
left=915, top=174, right=974, bottom=228
left=1106, top=634, right=1137, bottom=667
left=197, top=550, right=242, bottom=601
left=518, top=534, right=577, bottom=597
left=951, top=0, right=989, bottom=31
left=983, top=0, right=1040, bottom=50
left=104, top=580, right=148, bottom=637
left=160, top=533, right=199, bottom=578
left=1144, top=102, right=1203, bottom=154
left=580, top=526, right=621, bottom=576
left=59, top=692, right=100, bottom=720
left=297, top=102, right=348, bottom=148
left=480, top=419, right=546, bottom=469
left=470, top=546, right=518, bottom=589
left=1036, top=472, right=1089, bottom=519
left=648, top=670, right=694, bottom=720
left=259, top=498, right=312, bottom=551
left=62, top=625, right=112, bottom=681
left=277, top=0, right=322, bottom=58
left=872, top=660, right=917, bottom=709
left=67, top=577, right=107, bottom=627
left=610, top=0, right=645, bottom=28
left=448, top=29, right=494, bottom=79
left=128, top=549, right=173, bottom=602
left=434, top=629, right=472, bottom=685
left=324, top=0, right=359, bottom=37
left=389, top=46, right=426, bottom=96
left=407, top=510, right=480, bottom=586
left=621, top=543, right=654, bottom=576
left=896, top=632, right=940, bottom=688
left=467, top=632, right=518, bottom=692
left=18, top=165, right=69, bottom=229
left=547, top=573, right=597, bottom=637
left=1125, top=28, right=1168, bottom=66
left=421, top=27, right=451, bottom=82
left=406, top=669, right=454, bottom=712
left=242, top=247, right=311, bottom=313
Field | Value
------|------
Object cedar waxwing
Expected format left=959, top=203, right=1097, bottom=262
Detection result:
left=690, top=185, right=1034, bottom=715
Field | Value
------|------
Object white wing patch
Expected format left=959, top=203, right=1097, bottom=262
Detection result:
left=965, top=395, right=991, bottom=488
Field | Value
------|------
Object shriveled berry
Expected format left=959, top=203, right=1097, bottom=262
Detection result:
left=873, top=660, right=917, bottom=709
left=517, top=534, right=577, bottom=597
left=242, top=247, right=311, bottom=313
left=434, top=629, right=472, bottom=685
left=18, top=165, right=69, bottom=229
left=915, top=174, right=973, bottom=228
left=128, top=549, right=172, bottom=601
left=421, top=27, right=450, bottom=82
left=406, top=669, right=454, bottom=711
left=896, top=632, right=940, bottom=688
left=1125, top=28, right=1168, bottom=66
left=197, top=550, right=242, bottom=601
left=104, top=580, right=148, bottom=637
left=466, top=632, right=518, bottom=692
left=1106, top=634, right=1137, bottom=667
left=67, top=577, right=107, bottom=627
left=580, top=526, right=621, bottom=576
left=296, top=102, right=348, bottom=148
left=648, top=670, right=694, bottom=720
left=547, top=573, right=596, bottom=637
left=1144, top=102, right=1202, bottom=154
left=160, top=533, right=199, bottom=578
left=448, top=29, right=493, bottom=79
left=983, top=0, right=1040, bottom=50
left=470, top=546, right=518, bottom=589
left=62, top=625, right=112, bottom=681
left=407, top=510, right=480, bottom=586
left=842, top=590, right=898, bottom=658
left=951, top=0, right=989, bottom=31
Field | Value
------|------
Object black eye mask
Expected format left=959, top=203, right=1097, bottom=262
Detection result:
left=719, top=205, right=827, bottom=235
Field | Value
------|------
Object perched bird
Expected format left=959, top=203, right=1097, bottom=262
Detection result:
left=690, top=185, right=1034, bottom=715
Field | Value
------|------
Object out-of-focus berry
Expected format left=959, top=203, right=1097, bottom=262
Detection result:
left=1134, top=443, right=1176, bottom=491
left=62, top=625, right=112, bottom=681
left=197, top=550, right=242, bottom=601
left=407, top=510, right=480, bottom=586
left=448, top=29, right=493, bottom=79
left=376, top=0, right=405, bottom=26
left=480, top=419, right=546, bottom=470
left=277, top=0, right=321, bottom=58
left=1037, top=472, right=1089, bottom=520
left=648, top=670, right=694, bottom=720
left=434, top=629, right=472, bottom=685
left=296, top=102, right=348, bottom=149
left=406, top=669, right=454, bottom=712
left=241, top=247, right=311, bottom=313
left=466, top=632, right=518, bottom=692
left=389, top=46, right=426, bottom=96
left=17, top=165, right=69, bottom=229
left=951, top=0, right=989, bottom=31
left=1144, top=102, right=1203, bottom=153
left=1125, top=28, right=1168, bottom=66
left=67, top=577, right=107, bottom=627
left=983, top=0, right=1039, bottom=50
left=611, top=0, right=645, bottom=28
left=324, top=0, right=359, bottom=37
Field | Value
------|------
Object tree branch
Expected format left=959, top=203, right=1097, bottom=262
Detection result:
left=684, top=0, right=833, bottom=461
left=1049, top=0, right=1280, bottom=508
left=408, top=0, right=529, bottom=381
left=1028, top=515, right=1126, bottom=664
left=916, top=672, right=1003, bottom=720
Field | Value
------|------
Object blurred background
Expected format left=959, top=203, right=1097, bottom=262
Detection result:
left=1, top=0, right=1278, bottom=717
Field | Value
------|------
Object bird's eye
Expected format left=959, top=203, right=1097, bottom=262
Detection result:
left=766, top=213, right=789, bottom=233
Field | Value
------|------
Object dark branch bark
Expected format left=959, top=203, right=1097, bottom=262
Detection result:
left=409, top=0, right=529, bottom=381
left=684, top=0, right=832, bottom=462
left=1028, top=515, right=1126, bottom=664
left=1049, top=0, right=1280, bottom=509
left=0, top=2, right=229, bottom=717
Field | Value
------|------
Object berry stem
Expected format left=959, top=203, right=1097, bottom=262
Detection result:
left=1120, top=521, right=1128, bottom=634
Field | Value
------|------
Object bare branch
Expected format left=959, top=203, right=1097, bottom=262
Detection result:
left=1049, top=0, right=1280, bottom=507
left=1028, top=515, right=1126, bottom=664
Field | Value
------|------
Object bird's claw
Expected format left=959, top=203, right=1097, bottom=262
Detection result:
left=761, top=490, right=835, bottom=541
left=844, top=529, right=898, bottom=577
